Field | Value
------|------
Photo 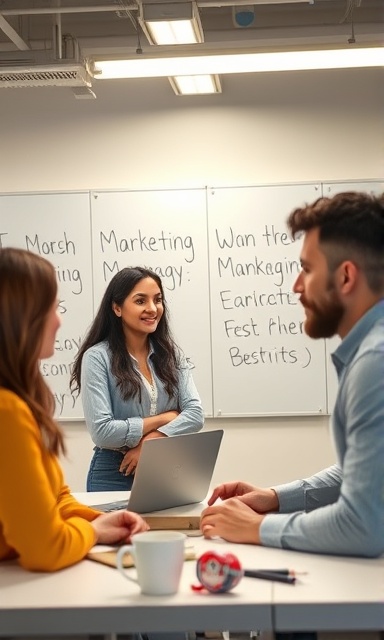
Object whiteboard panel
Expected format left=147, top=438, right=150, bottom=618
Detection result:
left=208, top=183, right=327, bottom=416
left=323, top=181, right=384, bottom=414
left=90, top=189, right=213, bottom=416
left=1, top=181, right=380, bottom=420
left=0, top=192, right=92, bottom=419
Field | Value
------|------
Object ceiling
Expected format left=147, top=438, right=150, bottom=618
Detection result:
left=0, top=1, right=382, bottom=93
left=0, top=0, right=383, bottom=56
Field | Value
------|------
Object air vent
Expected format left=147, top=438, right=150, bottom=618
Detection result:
left=0, top=64, right=92, bottom=88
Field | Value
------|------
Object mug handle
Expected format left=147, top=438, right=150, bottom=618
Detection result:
left=116, top=545, right=138, bottom=584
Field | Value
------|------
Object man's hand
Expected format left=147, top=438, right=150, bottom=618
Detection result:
left=200, top=498, right=264, bottom=544
left=91, top=510, right=149, bottom=545
left=208, top=481, right=257, bottom=505
left=208, top=483, right=279, bottom=514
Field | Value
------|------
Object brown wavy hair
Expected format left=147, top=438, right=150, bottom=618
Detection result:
left=0, top=248, right=65, bottom=455
left=287, top=191, right=384, bottom=292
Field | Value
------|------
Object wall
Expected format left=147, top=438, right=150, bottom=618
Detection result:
left=1, top=67, right=382, bottom=490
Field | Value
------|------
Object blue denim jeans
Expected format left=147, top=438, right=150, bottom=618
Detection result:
left=87, top=447, right=135, bottom=492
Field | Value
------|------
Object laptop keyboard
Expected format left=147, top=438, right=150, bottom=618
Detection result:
left=90, top=499, right=128, bottom=512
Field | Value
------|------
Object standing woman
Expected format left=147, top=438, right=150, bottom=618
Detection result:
left=70, top=266, right=204, bottom=492
left=0, top=248, right=148, bottom=572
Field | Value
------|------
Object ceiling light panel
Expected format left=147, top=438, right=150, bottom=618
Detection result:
left=139, top=2, right=204, bottom=45
left=170, top=74, right=221, bottom=95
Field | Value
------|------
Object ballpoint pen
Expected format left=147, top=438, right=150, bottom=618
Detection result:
left=243, top=569, right=297, bottom=584
left=249, top=569, right=306, bottom=577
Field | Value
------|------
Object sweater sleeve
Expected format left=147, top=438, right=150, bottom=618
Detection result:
left=0, top=392, right=98, bottom=572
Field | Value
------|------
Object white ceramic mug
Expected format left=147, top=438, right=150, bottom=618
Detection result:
left=116, top=530, right=187, bottom=596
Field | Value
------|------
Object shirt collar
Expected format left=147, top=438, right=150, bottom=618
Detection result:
left=331, top=299, right=384, bottom=373
left=129, top=340, right=155, bottom=362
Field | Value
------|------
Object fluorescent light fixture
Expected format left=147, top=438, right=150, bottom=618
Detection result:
left=169, top=74, right=221, bottom=95
left=139, top=2, right=204, bottom=45
left=95, top=47, right=384, bottom=79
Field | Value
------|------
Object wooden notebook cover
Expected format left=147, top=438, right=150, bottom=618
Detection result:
left=143, top=514, right=201, bottom=531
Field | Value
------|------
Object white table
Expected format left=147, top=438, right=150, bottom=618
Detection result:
left=62, top=493, right=384, bottom=635
left=1, top=491, right=384, bottom=637
left=0, top=492, right=272, bottom=637
left=271, top=546, right=384, bottom=633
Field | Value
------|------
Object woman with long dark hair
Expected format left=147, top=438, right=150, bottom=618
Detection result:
left=0, top=248, right=148, bottom=572
left=71, top=266, right=204, bottom=491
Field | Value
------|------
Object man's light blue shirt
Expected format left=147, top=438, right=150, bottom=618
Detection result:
left=260, top=300, right=384, bottom=556
left=81, top=341, right=204, bottom=450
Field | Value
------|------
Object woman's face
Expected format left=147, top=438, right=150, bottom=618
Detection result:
left=113, top=277, right=164, bottom=339
left=39, top=301, right=61, bottom=360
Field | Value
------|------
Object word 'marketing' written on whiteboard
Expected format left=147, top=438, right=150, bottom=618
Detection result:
left=99, top=229, right=195, bottom=263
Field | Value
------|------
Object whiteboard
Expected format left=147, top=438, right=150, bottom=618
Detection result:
left=207, top=183, right=328, bottom=416
left=1, top=181, right=382, bottom=420
left=0, top=192, right=93, bottom=419
left=323, top=181, right=384, bottom=414
left=90, top=189, right=213, bottom=416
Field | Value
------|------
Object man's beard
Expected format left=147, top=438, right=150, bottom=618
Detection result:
left=301, top=285, right=344, bottom=339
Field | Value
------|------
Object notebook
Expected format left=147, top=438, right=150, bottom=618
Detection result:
left=90, top=429, right=223, bottom=514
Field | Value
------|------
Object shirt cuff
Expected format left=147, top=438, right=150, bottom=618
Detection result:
left=124, top=417, right=143, bottom=448
left=260, top=513, right=291, bottom=548
left=272, top=479, right=306, bottom=513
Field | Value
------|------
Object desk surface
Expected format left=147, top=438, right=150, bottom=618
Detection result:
left=0, top=492, right=272, bottom=636
left=1, top=491, right=384, bottom=636
left=271, top=546, right=384, bottom=632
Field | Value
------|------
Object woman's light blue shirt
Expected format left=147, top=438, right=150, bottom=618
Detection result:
left=260, top=300, right=384, bottom=557
left=81, top=341, right=204, bottom=450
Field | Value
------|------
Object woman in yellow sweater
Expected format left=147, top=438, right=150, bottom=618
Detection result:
left=0, top=247, right=148, bottom=572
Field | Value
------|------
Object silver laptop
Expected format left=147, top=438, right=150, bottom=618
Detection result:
left=91, top=429, right=223, bottom=514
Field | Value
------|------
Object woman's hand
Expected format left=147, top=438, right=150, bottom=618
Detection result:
left=119, top=432, right=167, bottom=475
left=120, top=444, right=142, bottom=476
left=91, top=510, right=149, bottom=545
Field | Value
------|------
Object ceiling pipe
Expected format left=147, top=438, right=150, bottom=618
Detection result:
left=0, top=5, right=132, bottom=16
left=0, top=0, right=315, bottom=16
left=52, top=11, right=63, bottom=59
left=0, top=14, right=30, bottom=49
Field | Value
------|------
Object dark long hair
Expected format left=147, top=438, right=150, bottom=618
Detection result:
left=0, top=248, right=65, bottom=455
left=70, top=267, right=180, bottom=400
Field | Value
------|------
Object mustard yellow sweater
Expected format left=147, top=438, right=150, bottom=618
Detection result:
left=0, top=388, right=100, bottom=571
